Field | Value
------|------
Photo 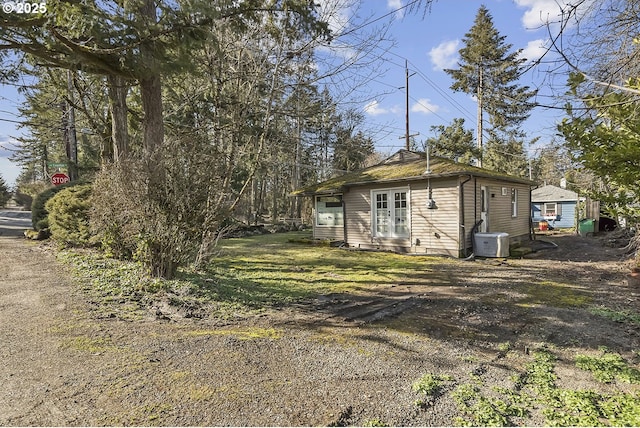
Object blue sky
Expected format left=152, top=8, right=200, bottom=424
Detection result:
left=333, top=0, right=574, bottom=156
left=0, top=0, right=579, bottom=187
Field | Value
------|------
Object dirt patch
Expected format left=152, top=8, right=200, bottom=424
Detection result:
left=0, top=231, right=639, bottom=426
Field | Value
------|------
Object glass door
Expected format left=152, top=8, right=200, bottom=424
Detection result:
left=373, top=189, right=409, bottom=238
left=375, top=192, right=389, bottom=236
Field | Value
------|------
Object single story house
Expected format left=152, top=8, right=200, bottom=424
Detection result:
left=292, top=150, right=534, bottom=257
left=531, top=185, right=579, bottom=229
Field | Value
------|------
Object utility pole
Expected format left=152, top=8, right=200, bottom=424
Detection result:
left=405, top=60, right=410, bottom=150
left=400, top=60, right=419, bottom=150
left=476, top=66, right=483, bottom=168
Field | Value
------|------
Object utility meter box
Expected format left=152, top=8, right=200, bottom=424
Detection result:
left=474, top=232, right=510, bottom=257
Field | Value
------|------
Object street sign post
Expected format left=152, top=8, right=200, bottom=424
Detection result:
left=51, top=173, right=70, bottom=186
left=47, top=162, right=67, bottom=169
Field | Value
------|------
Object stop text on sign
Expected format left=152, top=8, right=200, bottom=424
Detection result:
left=51, top=173, right=70, bottom=186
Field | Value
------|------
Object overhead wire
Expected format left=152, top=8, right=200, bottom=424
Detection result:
left=319, top=5, right=481, bottom=141
left=324, top=2, right=583, bottom=159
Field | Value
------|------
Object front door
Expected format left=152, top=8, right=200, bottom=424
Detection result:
left=372, top=189, right=409, bottom=238
left=480, top=185, right=489, bottom=232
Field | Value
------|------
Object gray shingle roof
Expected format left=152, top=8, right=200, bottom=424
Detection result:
left=531, top=185, right=578, bottom=202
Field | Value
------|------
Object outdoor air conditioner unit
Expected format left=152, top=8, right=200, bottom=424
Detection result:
left=474, top=232, right=510, bottom=257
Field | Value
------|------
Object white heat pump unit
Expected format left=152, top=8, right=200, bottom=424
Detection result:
left=474, top=232, right=510, bottom=257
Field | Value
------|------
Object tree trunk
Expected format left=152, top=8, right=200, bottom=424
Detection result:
left=137, top=0, right=167, bottom=278
left=140, top=75, right=164, bottom=153
left=139, top=0, right=164, bottom=154
left=107, top=75, right=129, bottom=162
left=66, top=70, right=79, bottom=181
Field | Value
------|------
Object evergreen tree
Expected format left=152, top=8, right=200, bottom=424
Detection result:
left=444, top=5, right=536, bottom=170
left=483, top=129, right=531, bottom=177
left=12, top=68, right=105, bottom=185
left=332, top=109, right=374, bottom=173
left=425, top=118, right=479, bottom=165
left=0, top=175, right=11, bottom=207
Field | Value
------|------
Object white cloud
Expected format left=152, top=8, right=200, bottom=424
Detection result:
left=387, top=0, right=404, bottom=19
left=515, top=0, right=596, bottom=31
left=0, top=136, right=19, bottom=158
left=411, top=99, right=440, bottom=115
left=364, top=100, right=389, bottom=116
left=429, top=40, right=460, bottom=71
left=519, top=38, right=549, bottom=64
left=364, top=100, right=401, bottom=116
left=515, top=0, right=561, bottom=30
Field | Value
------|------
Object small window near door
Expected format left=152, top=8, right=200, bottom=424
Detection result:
left=316, top=195, right=343, bottom=226
left=511, top=188, right=517, bottom=217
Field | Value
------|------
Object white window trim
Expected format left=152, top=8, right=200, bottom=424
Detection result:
left=370, top=187, right=410, bottom=239
left=511, top=188, right=518, bottom=218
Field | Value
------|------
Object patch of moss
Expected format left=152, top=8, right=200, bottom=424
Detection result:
left=518, top=281, right=591, bottom=308
left=186, top=327, right=282, bottom=340
left=292, top=155, right=531, bottom=196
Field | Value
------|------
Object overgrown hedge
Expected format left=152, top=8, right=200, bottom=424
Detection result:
left=45, top=183, right=93, bottom=246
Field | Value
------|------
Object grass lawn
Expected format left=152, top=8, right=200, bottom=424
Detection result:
left=197, top=231, right=448, bottom=309
left=59, top=231, right=451, bottom=318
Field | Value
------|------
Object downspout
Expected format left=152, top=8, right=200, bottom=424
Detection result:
left=342, top=194, right=348, bottom=246
left=459, top=175, right=473, bottom=257
left=529, top=186, right=535, bottom=241
left=463, top=177, right=481, bottom=261
left=474, top=177, right=478, bottom=222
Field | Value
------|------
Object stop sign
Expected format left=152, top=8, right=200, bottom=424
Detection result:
left=51, top=173, right=70, bottom=186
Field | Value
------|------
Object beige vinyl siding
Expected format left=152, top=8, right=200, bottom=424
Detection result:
left=475, top=179, right=531, bottom=240
left=410, top=178, right=460, bottom=256
left=343, top=186, right=374, bottom=247
left=313, top=225, right=343, bottom=240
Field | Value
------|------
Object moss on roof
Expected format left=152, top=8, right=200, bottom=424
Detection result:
left=292, top=153, right=533, bottom=196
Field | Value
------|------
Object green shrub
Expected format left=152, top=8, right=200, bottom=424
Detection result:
left=45, top=183, right=93, bottom=246
left=31, top=181, right=83, bottom=230
left=35, top=218, right=49, bottom=230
